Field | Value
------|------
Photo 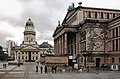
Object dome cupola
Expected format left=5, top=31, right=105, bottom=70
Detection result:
left=26, top=18, right=34, bottom=26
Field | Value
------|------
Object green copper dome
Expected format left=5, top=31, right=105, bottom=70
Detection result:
left=26, top=18, right=34, bottom=26
left=39, top=42, right=53, bottom=48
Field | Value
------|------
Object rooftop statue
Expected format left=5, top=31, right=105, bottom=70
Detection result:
left=67, top=3, right=75, bottom=11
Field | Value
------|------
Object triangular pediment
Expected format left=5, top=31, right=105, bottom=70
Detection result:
left=21, top=45, right=39, bottom=50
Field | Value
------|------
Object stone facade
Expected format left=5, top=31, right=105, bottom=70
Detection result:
left=53, top=5, right=120, bottom=67
left=14, top=19, right=53, bottom=62
left=14, top=18, right=40, bottom=62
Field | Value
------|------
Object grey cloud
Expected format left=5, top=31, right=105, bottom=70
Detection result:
left=0, top=32, right=14, bottom=47
left=19, top=0, right=69, bottom=42
left=0, top=0, right=71, bottom=46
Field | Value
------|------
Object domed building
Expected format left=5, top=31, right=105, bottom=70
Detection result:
left=39, top=42, right=54, bottom=56
left=14, top=18, right=54, bottom=62
left=39, top=42, right=53, bottom=48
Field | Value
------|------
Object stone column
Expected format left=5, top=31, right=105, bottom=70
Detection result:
left=60, top=36, right=62, bottom=55
left=118, top=39, right=119, bottom=51
left=73, top=38, right=75, bottom=54
left=91, top=11, right=93, bottom=18
left=58, top=37, right=60, bottom=55
left=55, top=39, right=58, bottom=55
left=62, top=35, right=64, bottom=55
left=118, top=26, right=120, bottom=37
left=64, top=33, right=67, bottom=55
left=59, top=37, right=61, bottom=55
left=84, top=11, right=87, bottom=18
left=57, top=38, right=59, bottom=55
left=76, top=33, right=79, bottom=55
left=15, top=51, right=17, bottom=60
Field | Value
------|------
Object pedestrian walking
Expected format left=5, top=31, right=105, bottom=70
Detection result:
left=87, top=65, right=90, bottom=72
left=3, top=62, right=4, bottom=68
left=40, top=66, right=43, bottom=73
left=45, top=66, right=47, bottom=73
left=54, top=65, right=57, bottom=73
left=18, top=62, right=20, bottom=67
left=36, top=65, right=38, bottom=72
left=52, top=65, right=54, bottom=73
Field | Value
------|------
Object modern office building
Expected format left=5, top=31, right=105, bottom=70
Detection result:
left=53, top=3, right=120, bottom=67
left=6, top=40, right=15, bottom=58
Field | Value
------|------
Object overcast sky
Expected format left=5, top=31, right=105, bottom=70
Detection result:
left=0, top=0, right=120, bottom=47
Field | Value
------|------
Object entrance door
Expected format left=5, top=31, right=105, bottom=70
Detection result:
left=96, top=58, right=101, bottom=67
left=28, top=51, right=31, bottom=61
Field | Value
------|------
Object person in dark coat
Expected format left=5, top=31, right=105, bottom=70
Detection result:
left=45, top=66, right=47, bottom=73
left=52, top=65, right=54, bottom=73
left=36, top=65, right=38, bottom=72
left=87, top=65, right=90, bottom=72
left=54, top=65, right=57, bottom=73
left=40, top=66, right=43, bottom=73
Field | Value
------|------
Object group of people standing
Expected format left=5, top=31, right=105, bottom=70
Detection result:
left=3, top=63, right=7, bottom=68
left=36, top=65, right=57, bottom=73
left=36, top=65, right=47, bottom=73
left=52, top=65, right=57, bottom=73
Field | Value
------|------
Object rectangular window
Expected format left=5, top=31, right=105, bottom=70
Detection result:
left=75, top=44, right=76, bottom=54
left=110, top=41, right=112, bottom=51
left=18, top=56, right=20, bottom=59
left=81, top=58, right=83, bottom=63
left=112, top=29, right=115, bottom=38
left=113, top=13, right=115, bottom=17
left=119, top=26, right=120, bottom=36
left=119, top=57, right=120, bottom=63
left=95, top=12, right=97, bottom=18
left=112, top=40, right=114, bottom=51
left=26, top=56, right=27, bottom=59
left=116, top=39, right=118, bottom=51
left=101, top=12, right=103, bottom=18
left=116, top=27, right=118, bottom=37
left=112, top=57, right=114, bottom=63
left=109, top=30, right=111, bottom=38
left=119, top=39, right=120, bottom=51
left=107, top=13, right=109, bottom=19
left=88, top=11, right=91, bottom=18
left=82, top=31, right=86, bottom=40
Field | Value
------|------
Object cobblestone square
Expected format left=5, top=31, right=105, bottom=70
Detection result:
left=0, top=62, right=119, bottom=79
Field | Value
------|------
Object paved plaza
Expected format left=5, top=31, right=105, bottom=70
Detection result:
left=0, top=62, right=119, bottom=79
